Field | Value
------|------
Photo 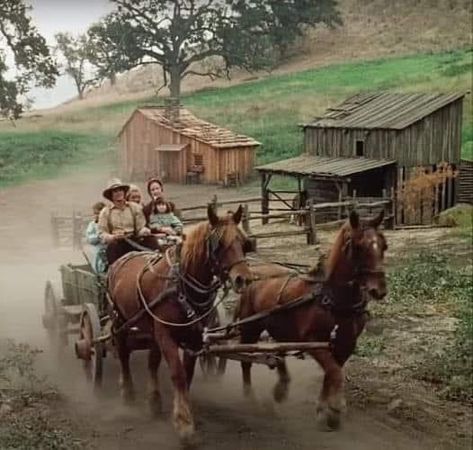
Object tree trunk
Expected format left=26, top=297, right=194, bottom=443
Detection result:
left=168, top=66, right=181, bottom=100
left=109, top=72, right=116, bottom=86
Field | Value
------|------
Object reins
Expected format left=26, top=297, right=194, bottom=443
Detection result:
left=130, top=225, right=242, bottom=329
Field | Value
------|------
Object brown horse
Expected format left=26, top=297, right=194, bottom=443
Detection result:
left=235, top=210, right=387, bottom=430
left=107, top=205, right=252, bottom=441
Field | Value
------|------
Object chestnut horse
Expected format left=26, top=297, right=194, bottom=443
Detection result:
left=235, top=210, right=387, bottom=430
left=107, top=205, right=252, bottom=441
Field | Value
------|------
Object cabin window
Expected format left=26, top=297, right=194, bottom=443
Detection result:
left=193, top=154, right=203, bottom=166
left=355, top=140, right=364, bottom=156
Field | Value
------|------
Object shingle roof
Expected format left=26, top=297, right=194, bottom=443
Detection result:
left=256, top=155, right=396, bottom=178
left=119, top=106, right=260, bottom=149
left=304, top=91, right=466, bottom=130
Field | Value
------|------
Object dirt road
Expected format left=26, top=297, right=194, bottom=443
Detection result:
left=0, top=169, right=463, bottom=449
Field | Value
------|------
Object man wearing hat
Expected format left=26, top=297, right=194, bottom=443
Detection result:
left=98, top=179, right=156, bottom=265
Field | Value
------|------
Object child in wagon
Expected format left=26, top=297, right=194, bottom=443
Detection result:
left=148, top=197, right=183, bottom=246
left=85, top=201, right=108, bottom=273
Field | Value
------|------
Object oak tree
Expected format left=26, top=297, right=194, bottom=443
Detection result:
left=94, top=0, right=341, bottom=100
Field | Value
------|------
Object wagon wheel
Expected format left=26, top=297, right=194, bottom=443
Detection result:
left=42, top=281, right=67, bottom=353
left=200, top=304, right=227, bottom=378
left=78, top=303, right=103, bottom=390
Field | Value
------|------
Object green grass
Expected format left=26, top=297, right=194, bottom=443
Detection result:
left=374, top=251, right=473, bottom=401
left=92, top=48, right=472, bottom=164
left=0, top=131, right=111, bottom=187
left=0, top=48, right=471, bottom=185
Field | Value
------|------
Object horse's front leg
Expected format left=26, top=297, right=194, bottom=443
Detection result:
left=116, top=334, right=135, bottom=403
left=155, top=327, right=195, bottom=442
left=148, top=345, right=162, bottom=416
left=240, top=324, right=263, bottom=399
left=183, top=350, right=197, bottom=387
left=309, top=349, right=344, bottom=431
left=273, top=358, right=291, bottom=403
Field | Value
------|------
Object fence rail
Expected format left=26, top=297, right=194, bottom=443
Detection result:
left=51, top=193, right=395, bottom=249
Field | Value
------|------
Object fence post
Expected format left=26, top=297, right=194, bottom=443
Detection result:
left=242, top=203, right=250, bottom=234
left=337, top=189, right=343, bottom=220
left=306, top=199, right=317, bottom=245
left=261, top=174, right=270, bottom=225
left=211, top=194, right=219, bottom=211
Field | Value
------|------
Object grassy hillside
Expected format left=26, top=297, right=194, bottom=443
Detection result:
left=0, top=132, right=110, bottom=187
left=0, top=48, right=471, bottom=186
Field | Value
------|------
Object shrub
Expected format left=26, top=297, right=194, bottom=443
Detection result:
left=0, top=341, right=85, bottom=449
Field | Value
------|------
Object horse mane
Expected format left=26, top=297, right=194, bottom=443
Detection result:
left=308, top=222, right=349, bottom=279
left=180, top=213, right=242, bottom=272
left=180, top=222, right=209, bottom=271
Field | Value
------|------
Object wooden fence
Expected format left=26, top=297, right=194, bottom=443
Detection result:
left=458, top=159, right=473, bottom=204
left=240, top=196, right=394, bottom=247
left=50, top=194, right=394, bottom=249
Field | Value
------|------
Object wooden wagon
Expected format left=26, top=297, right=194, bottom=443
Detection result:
left=42, top=263, right=109, bottom=386
left=42, top=261, right=226, bottom=387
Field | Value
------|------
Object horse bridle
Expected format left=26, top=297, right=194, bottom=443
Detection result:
left=206, top=227, right=247, bottom=283
left=343, top=232, right=385, bottom=280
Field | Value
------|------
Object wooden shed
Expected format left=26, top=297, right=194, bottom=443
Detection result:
left=303, top=91, right=466, bottom=219
left=256, top=91, right=467, bottom=225
left=118, top=106, right=260, bottom=184
left=303, top=91, right=465, bottom=167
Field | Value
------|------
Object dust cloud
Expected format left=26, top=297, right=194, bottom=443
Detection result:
left=0, top=170, right=439, bottom=450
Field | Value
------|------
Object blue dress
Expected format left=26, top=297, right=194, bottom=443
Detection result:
left=85, top=221, right=107, bottom=273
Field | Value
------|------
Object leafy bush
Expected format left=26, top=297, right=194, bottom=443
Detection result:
left=0, top=341, right=85, bottom=449
left=387, top=252, right=473, bottom=401
left=0, top=341, right=43, bottom=389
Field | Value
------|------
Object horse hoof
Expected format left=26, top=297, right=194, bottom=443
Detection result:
left=317, top=407, right=341, bottom=431
left=149, top=393, right=163, bottom=417
left=326, top=407, right=341, bottom=430
left=177, top=423, right=196, bottom=447
left=243, top=385, right=254, bottom=399
left=273, top=382, right=289, bottom=403
left=121, top=389, right=135, bottom=405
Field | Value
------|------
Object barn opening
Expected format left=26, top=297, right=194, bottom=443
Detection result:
left=355, top=140, right=364, bottom=156
left=256, top=154, right=397, bottom=223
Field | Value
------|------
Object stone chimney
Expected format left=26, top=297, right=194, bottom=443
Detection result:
left=164, top=97, right=180, bottom=123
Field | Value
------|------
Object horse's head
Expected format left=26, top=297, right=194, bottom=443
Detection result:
left=206, top=204, right=253, bottom=293
left=346, top=210, right=388, bottom=300
left=328, top=210, right=388, bottom=300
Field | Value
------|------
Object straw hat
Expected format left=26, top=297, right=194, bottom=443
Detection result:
left=102, top=178, right=130, bottom=201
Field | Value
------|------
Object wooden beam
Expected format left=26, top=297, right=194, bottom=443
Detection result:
left=206, top=341, right=330, bottom=354
left=249, top=229, right=309, bottom=239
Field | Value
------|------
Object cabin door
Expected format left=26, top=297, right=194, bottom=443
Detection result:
left=157, top=152, right=181, bottom=182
